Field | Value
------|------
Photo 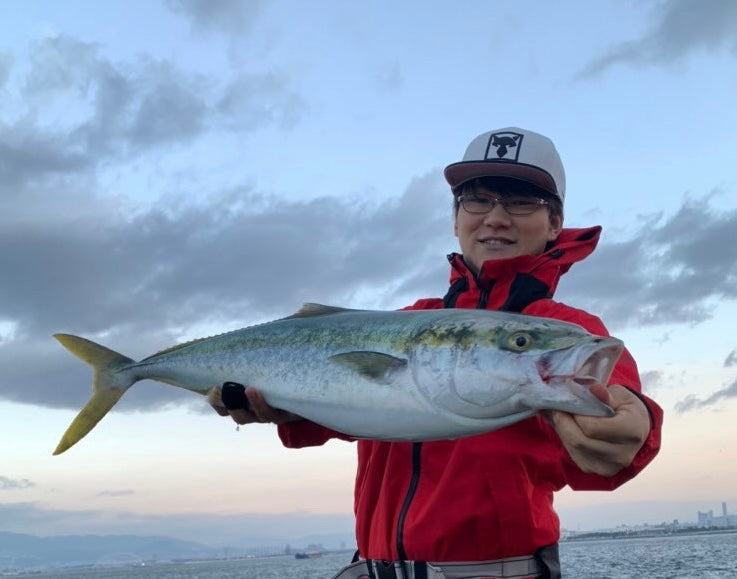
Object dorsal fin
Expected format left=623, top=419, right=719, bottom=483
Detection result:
left=282, top=303, right=363, bottom=320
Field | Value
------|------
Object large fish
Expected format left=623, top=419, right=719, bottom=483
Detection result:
left=52, top=304, right=622, bottom=455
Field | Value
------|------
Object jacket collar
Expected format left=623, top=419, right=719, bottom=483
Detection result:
left=447, top=226, right=601, bottom=305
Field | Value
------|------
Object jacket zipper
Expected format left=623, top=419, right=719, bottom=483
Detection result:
left=396, top=442, right=422, bottom=560
left=477, top=279, right=494, bottom=309
left=394, top=270, right=488, bottom=561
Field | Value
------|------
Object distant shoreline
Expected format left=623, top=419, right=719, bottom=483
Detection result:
left=563, top=527, right=737, bottom=542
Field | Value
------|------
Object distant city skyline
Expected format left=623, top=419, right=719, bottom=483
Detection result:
left=558, top=498, right=737, bottom=534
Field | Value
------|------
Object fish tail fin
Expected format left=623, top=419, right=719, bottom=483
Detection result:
left=53, top=334, right=136, bottom=455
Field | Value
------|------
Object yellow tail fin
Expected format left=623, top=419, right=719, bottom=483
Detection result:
left=53, top=334, right=136, bottom=455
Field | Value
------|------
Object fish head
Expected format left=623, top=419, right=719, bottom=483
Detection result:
left=449, top=314, right=622, bottom=419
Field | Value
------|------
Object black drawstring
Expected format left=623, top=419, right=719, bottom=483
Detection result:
left=442, top=277, right=468, bottom=308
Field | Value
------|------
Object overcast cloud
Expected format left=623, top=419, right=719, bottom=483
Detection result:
left=556, top=196, right=737, bottom=327
left=674, top=378, right=737, bottom=413
left=0, top=33, right=303, bottom=189
left=639, top=370, right=665, bottom=394
left=578, top=0, right=737, bottom=79
left=166, top=0, right=266, bottom=39
left=725, top=350, right=737, bottom=367
left=0, top=477, right=34, bottom=491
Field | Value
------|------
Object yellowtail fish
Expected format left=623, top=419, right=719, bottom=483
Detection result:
left=52, top=304, right=622, bottom=455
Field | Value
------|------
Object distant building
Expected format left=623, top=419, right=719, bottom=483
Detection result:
left=697, top=503, right=737, bottom=528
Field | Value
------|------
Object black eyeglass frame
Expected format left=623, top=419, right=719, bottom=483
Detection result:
left=456, top=194, right=550, bottom=216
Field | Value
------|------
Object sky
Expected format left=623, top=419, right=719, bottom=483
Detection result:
left=1, top=0, right=737, bottom=548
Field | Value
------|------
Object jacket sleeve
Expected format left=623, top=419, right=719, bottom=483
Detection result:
left=277, top=421, right=355, bottom=448
left=524, top=300, right=664, bottom=490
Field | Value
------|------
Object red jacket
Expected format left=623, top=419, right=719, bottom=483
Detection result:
left=278, top=226, right=663, bottom=561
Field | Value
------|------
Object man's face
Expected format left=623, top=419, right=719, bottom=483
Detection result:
left=453, top=182, right=562, bottom=274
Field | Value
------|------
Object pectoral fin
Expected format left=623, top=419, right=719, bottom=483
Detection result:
left=330, top=351, right=408, bottom=382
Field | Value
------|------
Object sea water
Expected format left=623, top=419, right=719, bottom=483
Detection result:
left=560, top=531, right=737, bottom=578
left=19, top=531, right=737, bottom=578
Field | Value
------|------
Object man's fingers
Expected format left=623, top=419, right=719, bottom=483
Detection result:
left=547, top=411, right=624, bottom=474
left=207, top=386, right=229, bottom=416
left=229, top=408, right=259, bottom=425
left=589, top=384, right=612, bottom=405
left=546, top=385, right=652, bottom=476
left=571, top=386, right=650, bottom=443
left=208, top=384, right=259, bottom=423
left=245, top=388, right=288, bottom=423
left=246, top=388, right=301, bottom=424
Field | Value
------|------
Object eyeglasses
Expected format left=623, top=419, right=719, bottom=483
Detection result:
left=457, top=194, right=550, bottom=216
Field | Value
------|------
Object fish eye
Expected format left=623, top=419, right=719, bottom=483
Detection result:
left=507, top=332, right=532, bottom=352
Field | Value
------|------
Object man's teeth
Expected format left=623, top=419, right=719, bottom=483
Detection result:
left=480, top=239, right=512, bottom=246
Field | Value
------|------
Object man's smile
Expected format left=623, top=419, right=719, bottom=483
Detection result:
left=478, top=237, right=515, bottom=247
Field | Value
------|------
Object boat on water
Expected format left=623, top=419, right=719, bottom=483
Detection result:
left=294, top=551, right=323, bottom=559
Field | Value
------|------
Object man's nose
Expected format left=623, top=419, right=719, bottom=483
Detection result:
left=482, top=202, right=512, bottom=224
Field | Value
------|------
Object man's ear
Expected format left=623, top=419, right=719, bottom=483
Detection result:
left=548, top=215, right=563, bottom=240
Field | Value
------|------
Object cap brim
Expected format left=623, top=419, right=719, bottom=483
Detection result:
left=444, top=161, right=558, bottom=198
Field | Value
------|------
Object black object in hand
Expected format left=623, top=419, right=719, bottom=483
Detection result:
left=221, top=382, right=250, bottom=411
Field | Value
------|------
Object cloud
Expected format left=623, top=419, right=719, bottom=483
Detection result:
left=578, top=0, right=737, bottom=79
left=557, top=195, right=737, bottom=328
left=639, top=370, right=664, bottom=394
left=1, top=175, right=449, bottom=334
left=166, top=0, right=266, bottom=39
left=725, top=350, right=737, bottom=367
left=0, top=33, right=304, bottom=188
left=0, top=476, right=34, bottom=491
left=217, top=72, right=307, bottom=130
left=674, top=378, right=737, bottom=413
left=125, top=61, right=209, bottom=147
left=0, top=31, right=308, bottom=411
left=0, top=172, right=452, bottom=410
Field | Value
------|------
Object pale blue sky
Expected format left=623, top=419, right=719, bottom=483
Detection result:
left=1, top=0, right=736, bottom=546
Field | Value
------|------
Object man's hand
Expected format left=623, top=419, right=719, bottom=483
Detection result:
left=545, top=384, right=651, bottom=477
left=208, top=383, right=302, bottom=425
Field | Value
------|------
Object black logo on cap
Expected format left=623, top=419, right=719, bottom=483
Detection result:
left=486, top=132, right=523, bottom=162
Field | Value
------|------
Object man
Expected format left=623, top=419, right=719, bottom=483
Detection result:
left=211, top=127, right=663, bottom=579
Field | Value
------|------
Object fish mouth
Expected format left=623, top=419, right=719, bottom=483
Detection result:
left=572, top=339, right=624, bottom=388
left=537, top=337, right=624, bottom=416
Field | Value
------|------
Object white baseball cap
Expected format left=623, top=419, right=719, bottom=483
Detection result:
left=444, top=127, right=566, bottom=202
